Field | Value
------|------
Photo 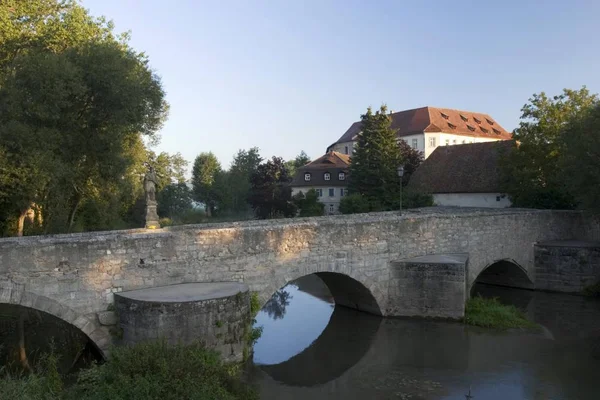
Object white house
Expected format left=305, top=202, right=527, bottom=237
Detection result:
left=290, top=151, right=350, bottom=215
left=327, top=106, right=512, bottom=159
left=407, top=141, right=515, bottom=208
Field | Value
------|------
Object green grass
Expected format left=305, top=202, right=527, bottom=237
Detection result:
left=464, top=296, right=539, bottom=331
left=0, top=341, right=257, bottom=400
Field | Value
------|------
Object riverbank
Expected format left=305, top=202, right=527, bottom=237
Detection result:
left=0, top=341, right=257, bottom=400
left=464, top=296, right=539, bottom=330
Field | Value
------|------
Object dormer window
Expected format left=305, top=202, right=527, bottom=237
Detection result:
left=460, top=114, right=468, bottom=122
left=486, top=118, right=494, bottom=125
left=480, top=127, right=489, bottom=134
left=467, top=125, right=476, bottom=132
left=492, top=128, right=502, bottom=135
left=447, top=122, right=457, bottom=129
left=324, top=173, right=331, bottom=181
left=473, top=117, right=482, bottom=124
left=304, top=173, right=311, bottom=182
left=338, top=172, right=345, bottom=181
left=441, top=112, right=450, bottom=120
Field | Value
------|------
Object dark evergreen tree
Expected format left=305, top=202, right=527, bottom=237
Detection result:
left=348, top=105, right=402, bottom=210
left=248, top=157, right=296, bottom=219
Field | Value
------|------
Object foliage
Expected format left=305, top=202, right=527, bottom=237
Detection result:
left=397, top=140, right=424, bottom=186
left=250, top=292, right=262, bottom=317
left=292, top=189, right=324, bottom=217
left=285, top=150, right=311, bottom=177
left=561, top=104, right=600, bottom=212
left=157, top=183, right=193, bottom=219
left=582, top=281, right=600, bottom=297
left=501, top=87, right=598, bottom=209
left=464, top=296, right=539, bottom=330
left=226, top=148, right=263, bottom=215
left=1, top=341, right=258, bottom=400
left=348, top=106, right=403, bottom=210
left=339, top=194, right=370, bottom=214
left=248, top=156, right=296, bottom=219
left=191, top=152, right=222, bottom=217
left=401, top=190, right=434, bottom=209
left=262, top=289, right=292, bottom=320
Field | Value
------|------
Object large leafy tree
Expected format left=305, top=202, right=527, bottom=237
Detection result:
left=248, top=157, right=296, bottom=219
left=228, top=148, right=262, bottom=214
left=349, top=105, right=402, bottom=210
left=191, top=152, right=222, bottom=217
left=0, top=43, right=167, bottom=233
left=561, top=104, right=600, bottom=212
left=397, top=140, right=424, bottom=186
left=292, top=188, right=324, bottom=217
left=502, top=87, right=598, bottom=209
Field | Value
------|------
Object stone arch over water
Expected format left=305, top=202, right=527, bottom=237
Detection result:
left=259, top=271, right=383, bottom=316
left=0, top=283, right=111, bottom=359
left=472, top=258, right=534, bottom=292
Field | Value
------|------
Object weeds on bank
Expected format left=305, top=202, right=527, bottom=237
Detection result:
left=0, top=341, right=258, bottom=400
left=464, top=296, right=539, bottom=331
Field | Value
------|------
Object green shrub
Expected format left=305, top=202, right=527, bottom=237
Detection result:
left=465, top=296, right=539, bottom=330
left=339, top=194, right=370, bottom=214
left=158, top=217, right=173, bottom=227
left=402, top=190, right=434, bottom=209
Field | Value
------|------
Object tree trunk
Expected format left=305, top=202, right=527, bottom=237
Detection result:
left=18, top=312, right=32, bottom=372
left=67, top=195, right=82, bottom=232
left=16, top=208, right=28, bottom=237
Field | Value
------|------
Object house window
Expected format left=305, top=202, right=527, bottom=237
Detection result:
left=344, top=146, right=349, bottom=154
left=452, top=139, right=457, bottom=144
left=412, top=138, right=418, bottom=149
left=324, top=173, right=331, bottom=181
left=329, top=204, right=335, bottom=213
left=339, top=172, right=345, bottom=180
left=445, top=139, right=450, bottom=146
left=340, top=188, right=345, bottom=197
left=316, top=189, right=322, bottom=197
left=429, top=137, right=436, bottom=147
left=328, top=188, right=335, bottom=197
left=304, top=173, right=311, bottom=181
left=462, top=140, right=466, bottom=144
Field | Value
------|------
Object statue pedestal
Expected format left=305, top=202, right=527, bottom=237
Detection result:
left=145, top=201, right=160, bottom=229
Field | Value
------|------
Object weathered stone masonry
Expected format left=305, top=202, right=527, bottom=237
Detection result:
left=0, top=208, right=596, bottom=355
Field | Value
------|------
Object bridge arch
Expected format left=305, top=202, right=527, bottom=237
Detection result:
left=258, top=271, right=383, bottom=316
left=471, top=258, right=534, bottom=293
left=0, top=283, right=111, bottom=358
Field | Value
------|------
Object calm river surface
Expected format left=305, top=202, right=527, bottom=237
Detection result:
left=250, top=275, right=600, bottom=400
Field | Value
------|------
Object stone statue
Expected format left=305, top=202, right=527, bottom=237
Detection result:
left=143, top=166, right=160, bottom=229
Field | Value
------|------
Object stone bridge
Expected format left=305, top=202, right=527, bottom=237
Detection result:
left=0, top=208, right=597, bottom=357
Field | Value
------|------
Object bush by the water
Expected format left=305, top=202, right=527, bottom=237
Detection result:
left=0, top=341, right=257, bottom=400
left=464, top=296, right=539, bottom=330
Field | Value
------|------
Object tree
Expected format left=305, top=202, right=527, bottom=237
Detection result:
left=157, top=183, right=193, bottom=219
left=248, top=157, right=296, bottom=219
left=501, top=87, right=598, bottom=209
left=339, top=194, right=370, bottom=214
left=0, top=43, right=168, bottom=234
left=397, top=140, right=424, bottom=186
left=191, top=152, right=221, bottom=217
left=285, top=150, right=311, bottom=177
left=561, top=104, right=600, bottom=212
left=228, top=148, right=262, bottom=214
left=292, top=189, right=324, bottom=217
left=348, top=105, right=402, bottom=210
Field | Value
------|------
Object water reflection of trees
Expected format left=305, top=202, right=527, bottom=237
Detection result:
left=263, top=287, right=294, bottom=319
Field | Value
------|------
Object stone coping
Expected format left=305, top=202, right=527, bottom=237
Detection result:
left=0, top=207, right=581, bottom=246
left=393, top=253, right=469, bottom=264
left=115, top=282, right=248, bottom=303
left=535, top=240, right=600, bottom=248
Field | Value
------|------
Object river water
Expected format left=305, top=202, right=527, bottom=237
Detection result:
left=250, top=275, right=600, bottom=400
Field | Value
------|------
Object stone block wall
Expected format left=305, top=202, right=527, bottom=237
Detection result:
left=534, top=241, right=600, bottom=293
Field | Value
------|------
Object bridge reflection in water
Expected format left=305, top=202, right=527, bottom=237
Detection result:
left=252, top=275, right=600, bottom=400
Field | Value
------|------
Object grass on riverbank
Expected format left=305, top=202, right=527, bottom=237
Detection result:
left=0, top=341, right=257, bottom=400
left=464, top=296, right=539, bottom=331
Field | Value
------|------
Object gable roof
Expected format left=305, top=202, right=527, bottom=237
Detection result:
left=332, top=106, right=512, bottom=146
left=291, top=151, right=350, bottom=187
left=407, top=140, right=515, bottom=194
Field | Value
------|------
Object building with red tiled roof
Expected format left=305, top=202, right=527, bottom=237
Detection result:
left=327, top=106, right=512, bottom=159
left=407, top=140, right=515, bottom=208
left=291, top=151, right=350, bottom=215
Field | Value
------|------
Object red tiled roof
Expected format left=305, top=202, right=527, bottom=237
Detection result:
left=333, top=106, right=512, bottom=145
left=407, top=141, right=516, bottom=194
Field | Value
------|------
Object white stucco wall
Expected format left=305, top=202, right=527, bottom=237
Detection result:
left=433, top=193, right=512, bottom=208
left=330, top=141, right=354, bottom=155
left=398, top=134, right=425, bottom=153
left=291, top=186, right=348, bottom=214
left=423, top=132, right=504, bottom=158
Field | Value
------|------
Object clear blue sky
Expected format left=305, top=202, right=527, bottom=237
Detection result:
left=82, top=0, right=599, bottom=170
